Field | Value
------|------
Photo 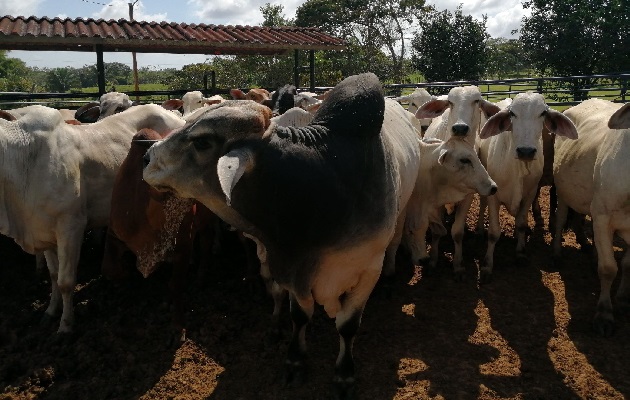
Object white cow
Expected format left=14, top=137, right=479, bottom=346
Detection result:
left=0, top=104, right=185, bottom=333
left=270, top=106, right=314, bottom=128
left=403, top=137, right=497, bottom=273
left=553, top=99, right=630, bottom=336
left=414, top=86, right=500, bottom=278
left=395, top=88, right=435, bottom=133
left=98, top=92, right=134, bottom=120
left=162, top=91, right=224, bottom=117
left=478, top=92, right=577, bottom=282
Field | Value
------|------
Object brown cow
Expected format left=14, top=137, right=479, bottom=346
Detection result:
left=101, top=128, right=217, bottom=340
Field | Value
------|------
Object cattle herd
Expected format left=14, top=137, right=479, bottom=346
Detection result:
left=0, top=73, right=628, bottom=399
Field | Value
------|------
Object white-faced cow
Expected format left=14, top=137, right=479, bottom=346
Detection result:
left=414, top=86, right=501, bottom=279
left=143, top=73, right=420, bottom=398
left=553, top=99, right=630, bottom=336
left=0, top=104, right=185, bottom=333
left=478, top=92, right=577, bottom=282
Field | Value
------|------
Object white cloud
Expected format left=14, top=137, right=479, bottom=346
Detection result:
left=91, top=0, right=168, bottom=22
left=186, top=0, right=303, bottom=26
left=0, top=0, right=43, bottom=17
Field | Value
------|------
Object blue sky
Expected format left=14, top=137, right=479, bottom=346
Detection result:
left=1, top=0, right=529, bottom=69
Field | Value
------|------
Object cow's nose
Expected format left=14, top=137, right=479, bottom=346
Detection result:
left=489, top=185, right=498, bottom=196
left=452, top=123, right=469, bottom=136
left=143, top=151, right=151, bottom=168
left=516, top=147, right=537, bottom=160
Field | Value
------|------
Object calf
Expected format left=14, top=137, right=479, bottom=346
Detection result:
left=553, top=99, right=630, bottom=336
left=478, top=92, right=577, bottom=282
left=143, top=73, right=420, bottom=398
left=403, top=137, right=497, bottom=273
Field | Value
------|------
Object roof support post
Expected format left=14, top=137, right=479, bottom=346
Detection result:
left=294, top=49, right=300, bottom=89
left=96, top=44, right=105, bottom=96
left=309, top=50, right=315, bottom=92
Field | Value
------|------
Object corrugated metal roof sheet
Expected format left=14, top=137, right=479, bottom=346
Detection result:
left=0, top=16, right=346, bottom=55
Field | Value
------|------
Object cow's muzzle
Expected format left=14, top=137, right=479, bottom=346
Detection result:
left=451, top=123, right=469, bottom=136
left=516, top=147, right=537, bottom=160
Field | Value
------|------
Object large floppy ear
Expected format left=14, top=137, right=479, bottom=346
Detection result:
left=479, top=109, right=512, bottom=139
left=480, top=99, right=501, bottom=118
left=75, top=102, right=101, bottom=123
left=230, top=89, right=247, bottom=100
left=608, top=103, right=630, bottom=129
left=217, top=148, right=254, bottom=206
left=0, top=110, right=16, bottom=121
left=161, top=99, right=184, bottom=111
left=545, top=108, right=578, bottom=139
left=415, top=98, right=449, bottom=119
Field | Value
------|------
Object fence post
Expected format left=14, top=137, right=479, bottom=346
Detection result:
left=203, top=72, right=208, bottom=97
left=622, top=76, right=627, bottom=102
left=537, top=79, right=543, bottom=94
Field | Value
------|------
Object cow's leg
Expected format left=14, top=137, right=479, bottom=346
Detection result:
left=531, top=186, right=544, bottom=229
left=552, top=198, right=569, bottom=263
left=428, top=221, right=446, bottom=273
left=481, top=194, right=501, bottom=283
left=43, top=249, right=61, bottom=322
left=476, top=195, right=487, bottom=234
left=592, top=215, right=616, bottom=337
left=382, top=209, right=407, bottom=277
left=285, top=293, right=314, bottom=385
left=615, top=230, right=630, bottom=310
left=406, top=218, right=430, bottom=267
left=515, top=186, right=538, bottom=262
left=35, top=251, right=47, bottom=274
left=452, top=194, right=474, bottom=280
left=55, top=225, right=85, bottom=333
left=333, top=267, right=380, bottom=400
left=259, top=255, right=286, bottom=341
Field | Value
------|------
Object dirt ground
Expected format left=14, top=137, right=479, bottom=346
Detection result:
left=1, top=187, right=628, bottom=400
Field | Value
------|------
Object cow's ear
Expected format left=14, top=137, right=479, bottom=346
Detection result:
left=75, top=104, right=101, bottom=123
left=162, top=99, right=184, bottom=111
left=230, top=89, right=246, bottom=100
left=415, top=99, right=449, bottom=119
left=480, top=99, right=501, bottom=118
left=438, top=148, right=448, bottom=165
left=608, top=103, right=630, bottom=129
left=480, top=109, right=511, bottom=139
left=217, top=148, right=254, bottom=206
left=0, top=110, right=16, bottom=121
left=545, top=109, right=578, bottom=139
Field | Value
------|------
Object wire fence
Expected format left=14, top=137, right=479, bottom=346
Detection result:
left=1, top=73, right=628, bottom=110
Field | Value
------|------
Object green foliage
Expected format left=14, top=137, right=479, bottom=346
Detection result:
left=104, top=62, right=132, bottom=86
left=0, top=50, right=34, bottom=91
left=295, top=0, right=429, bottom=82
left=411, top=6, right=488, bottom=82
left=165, top=63, right=214, bottom=91
left=46, top=67, right=81, bottom=92
left=520, top=0, right=630, bottom=76
left=260, top=3, right=293, bottom=26
left=485, top=38, right=528, bottom=79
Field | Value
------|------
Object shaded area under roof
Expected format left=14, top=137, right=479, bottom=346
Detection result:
left=0, top=16, right=346, bottom=55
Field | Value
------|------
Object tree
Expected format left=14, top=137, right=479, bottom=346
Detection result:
left=260, top=3, right=292, bottom=26
left=104, top=62, right=132, bottom=86
left=0, top=50, right=33, bottom=91
left=46, top=67, right=81, bottom=92
left=485, top=38, right=528, bottom=79
left=519, top=0, right=630, bottom=76
left=295, top=0, right=429, bottom=82
left=411, top=6, right=488, bottom=82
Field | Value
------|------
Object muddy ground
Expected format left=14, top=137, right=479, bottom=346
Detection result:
left=1, top=188, right=628, bottom=400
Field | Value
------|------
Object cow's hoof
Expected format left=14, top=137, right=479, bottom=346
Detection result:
left=332, top=378, right=357, bottom=400
left=283, top=360, right=306, bottom=387
left=479, top=270, right=493, bottom=284
left=593, top=313, right=615, bottom=337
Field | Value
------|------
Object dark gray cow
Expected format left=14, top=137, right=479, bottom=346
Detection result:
left=142, top=73, right=420, bottom=398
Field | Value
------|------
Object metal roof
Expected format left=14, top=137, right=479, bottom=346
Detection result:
left=0, top=16, right=346, bottom=55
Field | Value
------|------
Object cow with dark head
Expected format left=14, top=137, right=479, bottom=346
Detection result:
left=142, top=73, right=420, bottom=398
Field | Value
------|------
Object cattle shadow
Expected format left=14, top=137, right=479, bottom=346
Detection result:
left=553, top=230, right=630, bottom=398
left=0, top=234, right=196, bottom=400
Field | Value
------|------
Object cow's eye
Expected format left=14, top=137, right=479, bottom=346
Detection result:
left=460, top=158, right=472, bottom=165
left=192, top=137, right=212, bottom=151
left=509, top=110, right=516, bottom=117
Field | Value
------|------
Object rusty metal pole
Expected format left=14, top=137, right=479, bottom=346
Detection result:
left=129, top=1, right=140, bottom=101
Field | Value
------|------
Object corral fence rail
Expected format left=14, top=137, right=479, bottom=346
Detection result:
left=0, top=73, right=628, bottom=110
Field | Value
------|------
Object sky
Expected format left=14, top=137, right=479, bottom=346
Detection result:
left=1, top=0, right=530, bottom=70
